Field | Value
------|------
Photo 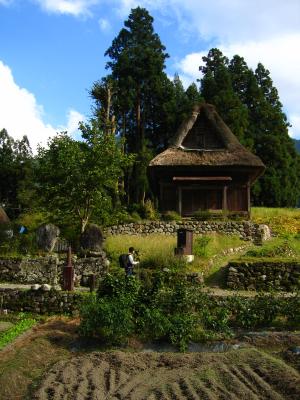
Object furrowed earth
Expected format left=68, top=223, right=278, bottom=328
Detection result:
left=1, top=318, right=299, bottom=400
left=33, top=349, right=300, bottom=400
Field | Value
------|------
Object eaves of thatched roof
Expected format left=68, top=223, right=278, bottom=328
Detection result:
left=149, top=103, right=265, bottom=170
left=0, top=207, right=10, bottom=224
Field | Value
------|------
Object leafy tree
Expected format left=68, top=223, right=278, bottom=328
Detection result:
left=0, top=129, right=33, bottom=216
left=36, top=123, right=134, bottom=233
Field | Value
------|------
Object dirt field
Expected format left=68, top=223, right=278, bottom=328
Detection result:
left=1, top=318, right=300, bottom=400
left=33, top=349, right=300, bottom=400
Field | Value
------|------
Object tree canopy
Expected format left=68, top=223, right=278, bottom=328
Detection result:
left=35, top=123, right=134, bottom=233
left=1, top=6, right=299, bottom=232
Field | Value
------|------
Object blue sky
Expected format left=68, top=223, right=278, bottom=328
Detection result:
left=1, top=0, right=300, bottom=151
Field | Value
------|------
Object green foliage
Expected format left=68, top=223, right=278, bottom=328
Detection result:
left=0, top=223, right=38, bottom=256
left=244, top=236, right=300, bottom=258
left=79, top=269, right=300, bottom=351
left=80, top=272, right=199, bottom=351
left=162, top=211, right=182, bottom=221
left=194, top=236, right=212, bottom=257
left=193, top=209, right=213, bottom=220
left=0, top=129, right=33, bottom=217
left=80, top=274, right=140, bottom=344
left=228, top=294, right=283, bottom=329
left=143, top=199, right=159, bottom=220
left=199, top=49, right=300, bottom=207
left=0, top=313, right=36, bottom=350
left=140, top=254, right=186, bottom=271
left=36, top=124, right=134, bottom=233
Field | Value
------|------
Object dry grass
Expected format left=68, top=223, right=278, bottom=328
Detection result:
left=0, top=317, right=75, bottom=400
left=104, top=233, right=246, bottom=281
left=251, top=207, right=300, bottom=235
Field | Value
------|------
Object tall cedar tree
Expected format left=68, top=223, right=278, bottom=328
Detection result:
left=104, top=7, right=169, bottom=203
left=200, top=49, right=249, bottom=146
left=200, top=49, right=300, bottom=207
left=229, top=56, right=300, bottom=206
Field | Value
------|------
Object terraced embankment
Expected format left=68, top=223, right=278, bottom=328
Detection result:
left=34, top=349, right=300, bottom=400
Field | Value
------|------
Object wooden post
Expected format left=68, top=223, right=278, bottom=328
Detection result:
left=63, top=247, right=74, bottom=291
left=178, top=187, right=182, bottom=216
left=89, top=274, right=97, bottom=292
left=247, top=182, right=251, bottom=218
left=222, top=185, right=228, bottom=212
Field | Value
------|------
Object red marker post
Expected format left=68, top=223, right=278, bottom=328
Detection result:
left=63, top=247, right=74, bottom=291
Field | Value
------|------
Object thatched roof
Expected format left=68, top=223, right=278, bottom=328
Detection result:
left=0, top=207, right=10, bottom=224
left=149, top=104, right=265, bottom=170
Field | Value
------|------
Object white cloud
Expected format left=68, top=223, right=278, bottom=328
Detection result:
left=33, top=0, right=99, bottom=17
left=65, top=109, right=84, bottom=135
left=129, top=0, right=300, bottom=43
left=98, top=17, right=111, bottom=32
left=0, top=0, right=13, bottom=5
left=0, top=61, right=85, bottom=152
left=289, top=115, right=300, bottom=140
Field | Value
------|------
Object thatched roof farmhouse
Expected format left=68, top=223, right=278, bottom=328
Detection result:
left=148, top=103, right=265, bottom=217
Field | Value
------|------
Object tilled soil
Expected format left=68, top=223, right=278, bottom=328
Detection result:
left=33, top=348, right=300, bottom=400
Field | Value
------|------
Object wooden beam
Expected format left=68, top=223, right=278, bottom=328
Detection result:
left=173, top=176, right=232, bottom=181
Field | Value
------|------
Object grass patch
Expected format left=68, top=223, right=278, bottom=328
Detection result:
left=251, top=207, right=300, bottom=235
left=243, top=235, right=300, bottom=259
left=104, top=233, right=245, bottom=272
left=0, top=317, right=74, bottom=400
left=104, top=233, right=247, bottom=288
left=0, top=313, right=37, bottom=350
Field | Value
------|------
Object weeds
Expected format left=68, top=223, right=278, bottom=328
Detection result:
left=0, top=313, right=37, bottom=350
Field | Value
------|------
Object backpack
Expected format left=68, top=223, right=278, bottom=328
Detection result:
left=119, top=253, right=129, bottom=269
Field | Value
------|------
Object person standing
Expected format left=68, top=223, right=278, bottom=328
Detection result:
left=126, top=247, right=139, bottom=276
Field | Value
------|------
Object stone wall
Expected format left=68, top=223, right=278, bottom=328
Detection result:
left=227, top=260, right=300, bottom=291
left=0, top=252, right=108, bottom=285
left=104, top=221, right=271, bottom=243
left=0, top=288, right=84, bottom=314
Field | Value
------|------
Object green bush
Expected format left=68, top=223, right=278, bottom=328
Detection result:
left=228, top=294, right=282, bottom=328
left=162, top=211, right=182, bottom=222
left=194, top=235, right=211, bottom=257
left=79, top=271, right=199, bottom=351
left=79, top=271, right=300, bottom=351
left=143, top=199, right=159, bottom=220
left=80, top=274, right=140, bottom=344
left=193, top=209, right=212, bottom=220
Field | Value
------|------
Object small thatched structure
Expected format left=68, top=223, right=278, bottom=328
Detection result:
left=148, top=104, right=265, bottom=217
left=0, top=207, right=10, bottom=225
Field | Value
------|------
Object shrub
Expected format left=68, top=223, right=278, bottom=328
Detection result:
left=80, top=274, right=140, bottom=344
left=162, top=211, right=182, bottom=222
left=193, top=209, right=212, bottom=220
left=79, top=270, right=300, bottom=350
left=194, top=235, right=211, bottom=257
left=228, top=293, right=282, bottom=328
left=143, top=199, right=159, bottom=220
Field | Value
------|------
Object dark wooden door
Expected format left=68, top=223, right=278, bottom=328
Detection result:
left=182, top=188, right=222, bottom=215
